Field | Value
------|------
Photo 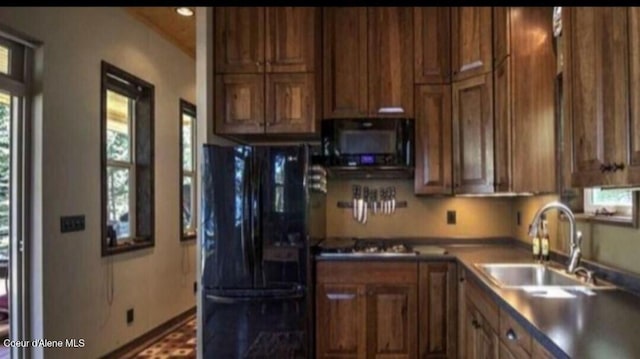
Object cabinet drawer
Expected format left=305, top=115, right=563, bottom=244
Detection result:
left=464, top=270, right=499, bottom=331
left=500, top=307, right=532, bottom=358
left=317, top=261, right=418, bottom=284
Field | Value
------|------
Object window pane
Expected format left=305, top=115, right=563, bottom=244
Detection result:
left=0, top=92, right=10, bottom=259
left=106, top=90, right=131, bottom=162
left=592, top=188, right=633, bottom=206
left=107, top=166, right=130, bottom=239
left=182, top=176, right=192, bottom=229
left=0, top=45, right=8, bottom=75
left=182, top=113, right=193, bottom=171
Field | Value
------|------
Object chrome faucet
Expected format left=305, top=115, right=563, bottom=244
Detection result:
left=528, top=201, right=583, bottom=274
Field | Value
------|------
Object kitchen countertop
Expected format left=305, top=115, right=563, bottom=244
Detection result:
left=316, top=242, right=640, bottom=359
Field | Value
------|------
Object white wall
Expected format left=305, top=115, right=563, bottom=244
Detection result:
left=0, top=7, right=197, bottom=358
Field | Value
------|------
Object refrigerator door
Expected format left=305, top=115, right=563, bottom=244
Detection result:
left=202, top=292, right=307, bottom=358
left=201, top=145, right=255, bottom=290
left=255, top=146, right=309, bottom=289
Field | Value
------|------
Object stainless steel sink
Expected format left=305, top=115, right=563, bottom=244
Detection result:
left=474, top=263, right=616, bottom=291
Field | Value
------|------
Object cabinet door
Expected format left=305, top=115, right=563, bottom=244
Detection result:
left=452, top=74, right=494, bottom=194
left=566, top=7, right=628, bottom=187
left=493, top=58, right=512, bottom=193
left=464, top=300, right=479, bottom=359
left=415, top=85, right=452, bottom=195
left=418, top=262, right=457, bottom=358
left=368, top=7, right=414, bottom=117
left=499, top=340, right=519, bottom=359
left=452, top=7, right=492, bottom=81
left=323, top=7, right=369, bottom=118
left=493, top=7, right=511, bottom=67
left=366, top=284, right=417, bottom=359
left=627, top=7, right=640, bottom=184
left=414, top=7, right=451, bottom=84
left=215, top=7, right=265, bottom=74
left=265, top=7, right=319, bottom=73
left=477, top=322, right=499, bottom=359
left=265, top=73, right=315, bottom=134
left=316, top=284, right=366, bottom=359
left=532, top=341, right=555, bottom=359
left=215, top=74, right=265, bottom=134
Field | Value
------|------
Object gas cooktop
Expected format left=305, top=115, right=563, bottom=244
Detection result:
left=317, top=239, right=417, bottom=257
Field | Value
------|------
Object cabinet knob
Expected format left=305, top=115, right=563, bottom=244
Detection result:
left=600, top=163, right=613, bottom=173
left=471, top=319, right=480, bottom=329
left=506, top=328, right=517, bottom=341
left=255, top=61, right=261, bottom=67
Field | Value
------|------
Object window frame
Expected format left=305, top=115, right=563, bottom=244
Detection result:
left=101, top=61, right=155, bottom=256
left=179, top=99, right=196, bottom=241
left=584, top=188, right=633, bottom=217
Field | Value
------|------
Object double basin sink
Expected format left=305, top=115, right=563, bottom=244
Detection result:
left=474, top=263, right=616, bottom=298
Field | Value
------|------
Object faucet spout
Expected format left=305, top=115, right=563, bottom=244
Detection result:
left=528, top=201, right=582, bottom=274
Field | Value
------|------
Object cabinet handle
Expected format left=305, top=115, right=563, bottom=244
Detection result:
left=613, top=162, right=626, bottom=172
left=377, top=107, right=405, bottom=114
left=506, top=328, right=517, bottom=341
left=471, top=319, right=480, bottom=329
left=459, top=277, right=465, bottom=283
left=255, top=61, right=261, bottom=67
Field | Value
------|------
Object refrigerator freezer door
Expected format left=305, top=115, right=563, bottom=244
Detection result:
left=201, top=145, right=255, bottom=290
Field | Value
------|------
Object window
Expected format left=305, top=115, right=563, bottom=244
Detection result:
left=101, top=61, right=154, bottom=256
left=0, top=45, right=8, bottom=74
left=180, top=100, right=196, bottom=240
left=584, top=187, right=634, bottom=217
left=0, top=91, right=10, bottom=260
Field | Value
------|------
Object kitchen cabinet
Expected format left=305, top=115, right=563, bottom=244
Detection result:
left=323, top=7, right=413, bottom=118
left=532, top=341, right=555, bottom=359
left=215, top=7, right=320, bottom=136
left=317, top=261, right=456, bottom=359
left=414, top=7, right=450, bottom=84
left=564, top=7, right=629, bottom=187
left=414, top=85, right=452, bottom=195
left=499, top=307, right=532, bottom=358
left=623, top=7, right=640, bottom=184
left=452, top=73, right=494, bottom=194
left=451, top=7, right=492, bottom=81
left=493, top=58, right=512, bottom=193
left=464, top=299, right=498, bottom=359
left=493, top=7, right=510, bottom=67
left=418, top=262, right=457, bottom=358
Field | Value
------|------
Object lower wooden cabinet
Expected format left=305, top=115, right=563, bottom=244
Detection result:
left=464, top=298, right=499, bottom=359
left=316, top=261, right=456, bottom=359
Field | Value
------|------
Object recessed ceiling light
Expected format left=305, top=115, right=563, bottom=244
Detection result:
left=175, top=7, right=194, bottom=17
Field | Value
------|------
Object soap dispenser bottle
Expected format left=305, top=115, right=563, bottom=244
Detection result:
left=541, top=218, right=550, bottom=262
left=530, top=224, right=541, bottom=261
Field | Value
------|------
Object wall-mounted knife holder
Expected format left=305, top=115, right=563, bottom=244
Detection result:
left=341, top=184, right=407, bottom=225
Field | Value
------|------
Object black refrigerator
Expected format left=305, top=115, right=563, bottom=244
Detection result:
left=199, top=144, right=326, bottom=358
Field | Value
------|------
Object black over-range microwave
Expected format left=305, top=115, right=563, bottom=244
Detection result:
left=321, top=118, right=415, bottom=179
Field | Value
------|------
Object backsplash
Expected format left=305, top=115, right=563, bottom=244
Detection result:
left=326, top=179, right=514, bottom=238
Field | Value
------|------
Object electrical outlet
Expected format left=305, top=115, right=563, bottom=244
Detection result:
left=447, top=210, right=456, bottom=225
left=517, top=211, right=521, bottom=226
left=126, top=308, right=134, bottom=324
left=60, top=215, right=85, bottom=233
left=193, top=281, right=197, bottom=294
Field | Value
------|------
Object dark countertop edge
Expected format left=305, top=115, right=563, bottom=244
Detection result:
left=456, top=256, right=571, bottom=359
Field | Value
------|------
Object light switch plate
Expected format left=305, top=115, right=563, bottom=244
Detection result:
left=60, top=215, right=85, bottom=233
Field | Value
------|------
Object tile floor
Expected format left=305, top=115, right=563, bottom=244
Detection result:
left=133, top=317, right=196, bottom=359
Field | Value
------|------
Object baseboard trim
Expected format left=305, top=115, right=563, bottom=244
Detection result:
left=101, top=306, right=196, bottom=359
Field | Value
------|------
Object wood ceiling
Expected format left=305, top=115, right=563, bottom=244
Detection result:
left=126, top=7, right=196, bottom=58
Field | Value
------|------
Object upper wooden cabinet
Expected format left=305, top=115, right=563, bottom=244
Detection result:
left=452, top=7, right=492, bottom=81
left=414, top=7, right=451, bottom=84
left=214, top=7, right=320, bottom=136
left=414, top=85, right=452, bottom=195
left=368, top=7, right=414, bottom=117
left=215, top=7, right=265, bottom=73
left=452, top=74, right=494, bottom=194
left=627, top=8, right=640, bottom=184
left=323, top=7, right=413, bottom=118
left=493, top=7, right=511, bottom=66
left=565, top=7, right=629, bottom=187
left=216, top=7, right=318, bottom=74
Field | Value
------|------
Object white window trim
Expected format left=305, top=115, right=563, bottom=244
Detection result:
left=181, top=108, right=197, bottom=237
left=583, top=188, right=633, bottom=217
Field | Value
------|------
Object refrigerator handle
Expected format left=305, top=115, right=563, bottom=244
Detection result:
left=242, top=151, right=253, bottom=278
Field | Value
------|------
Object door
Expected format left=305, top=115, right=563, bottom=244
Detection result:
left=452, top=74, right=494, bottom=194
left=215, top=7, right=265, bottom=73
left=452, top=7, right=492, bottom=81
left=414, top=85, right=452, bottom=195
left=266, top=74, right=315, bottom=134
left=566, top=7, right=629, bottom=187
left=265, top=7, right=318, bottom=73
left=626, top=7, right=640, bottom=184
left=215, top=74, right=265, bottom=134
left=323, top=7, right=368, bottom=118
left=368, top=7, right=414, bottom=117
left=316, top=284, right=366, bottom=359
left=493, top=58, right=512, bottom=192
left=414, top=7, right=451, bottom=84
left=366, top=284, right=417, bottom=359
left=418, top=262, right=457, bottom=358
left=493, top=7, right=511, bottom=67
